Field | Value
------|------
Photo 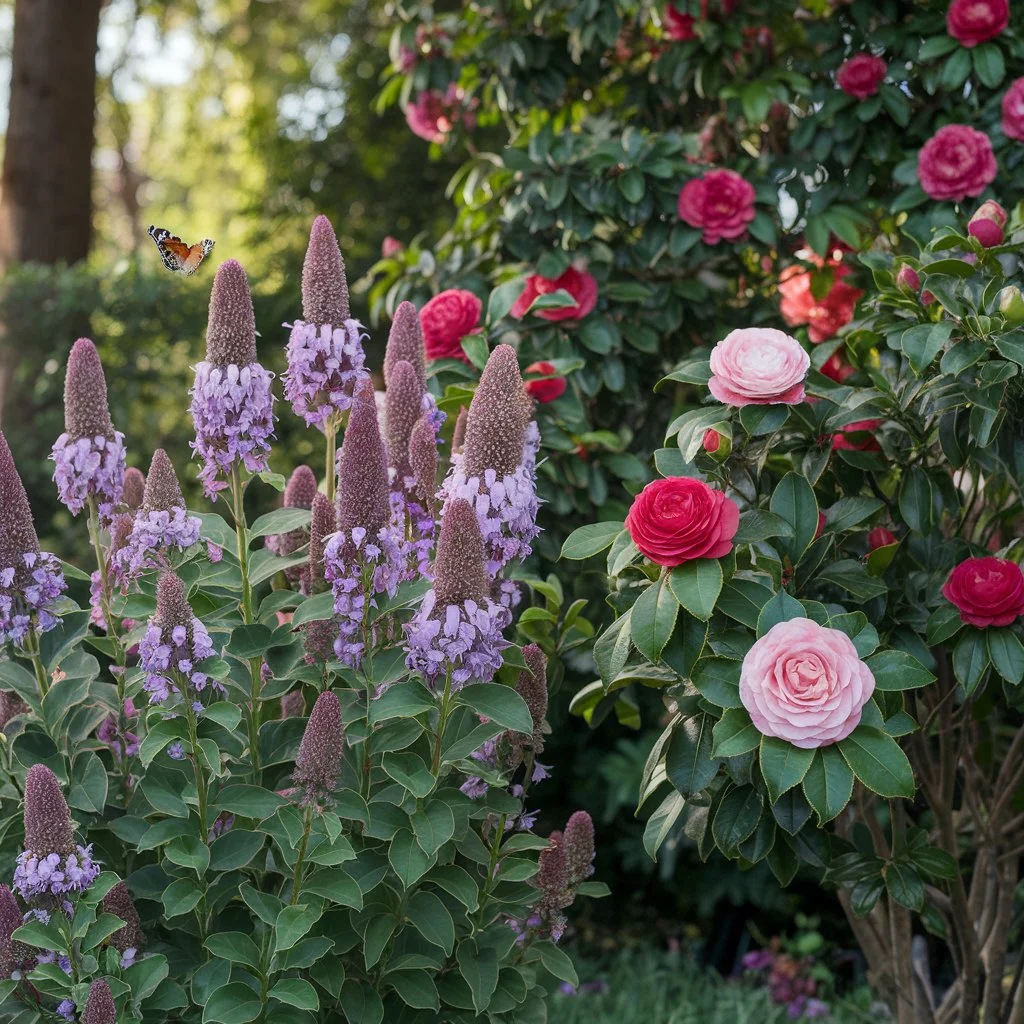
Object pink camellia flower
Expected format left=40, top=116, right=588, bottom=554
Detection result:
left=405, top=85, right=476, bottom=143
left=381, top=236, right=405, bottom=258
left=946, top=0, right=1009, bottom=47
left=419, top=289, right=482, bottom=361
left=677, top=169, right=756, bottom=244
left=968, top=200, right=1008, bottom=247
left=918, top=125, right=997, bottom=202
left=832, top=419, right=882, bottom=452
left=625, top=477, right=739, bottom=568
left=664, top=3, right=697, bottom=40
left=510, top=267, right=598, bottom=322
left=867, top=526, right=897, bottom=550
left=707, top=327, right=809, bottom=407
left=524, top=361, right=567, bottom=403
left=779, top=261, right=863, bottom=343
left=1002, top=78, right=1024, bottom=141
left=739, top=617, right=876, bottom=749
left=836, top=54, right=887, bottom=99
left=942, top=557, right=1024, bottom=628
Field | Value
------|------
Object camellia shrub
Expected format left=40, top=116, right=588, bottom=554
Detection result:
left=0, top=216, right=602, bottom=1024
left=562, top=201, right=1024, bottom=1024
left=366, top=0, right=1024, bottom=568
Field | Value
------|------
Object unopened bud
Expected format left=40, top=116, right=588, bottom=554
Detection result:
left=999, top=285, right=1024, bottom=326
left=895, top=264, right=921, bottom=294
left=968, top=200, right=1007, bottom=248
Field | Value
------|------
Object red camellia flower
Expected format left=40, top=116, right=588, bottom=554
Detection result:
left=1002, top=78, right=1024, bottom=141
left=664, top=3, right=697, bottom=40
left=524, top=361, right=567, bottom=403
left=821, top=351, right=855, bottom=383
left=677, top=169, right=756, bottom=245
left=943, top=557, right=1024, bottom=627
left=918, top=125, right=997, bottom=202
left=832, top=419, right=882, bottom=452
left=510, top=267, right=598, bottom=322
left=836, top=54, right=888, bottom=100
left=625, top=477, right=739, bottom=568
left=779, top=260, right=864, bottom=344
left=419, top=289, right=482, bottom=361
left=946, top=0, right=1009, bottom=47
left=867, top=526, right=897, bottom=550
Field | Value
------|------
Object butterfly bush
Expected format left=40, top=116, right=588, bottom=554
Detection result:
left=0, top=220, right=600, bottom=1023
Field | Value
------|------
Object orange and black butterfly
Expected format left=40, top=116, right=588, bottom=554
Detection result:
left=148, top=225, right=215, bottom=276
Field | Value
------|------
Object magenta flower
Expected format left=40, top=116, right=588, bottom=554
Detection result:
left=292, top=690, right=345, bottom=807
left=0, top=430, right=66, bottom=645
left=189, top=260, right=275, bottom=498
left=51, top=338, right=126, bottom=520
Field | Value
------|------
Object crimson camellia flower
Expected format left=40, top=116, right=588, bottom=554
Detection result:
left=510, top=267, right=598, bottom=322
left=836, top=54, right=887, bottom=99
left=832, top=419, right=882, bottom=452
left=917, top=125, right=997, bottom=202
left=677, top=169, right=756, bottom=245
left=943, top=557, right=1024, bottom=628
left=625, top=477, right=739, bottom=567
left=419, top=289, right=482, bottom=361
left=1002, top=78, right=1024, bottom=141
left=524, top=361, right=567, bottom=403
left=663, top=2, right=697, bottom=40
left=946, top=0, right=1009, bottom=47
left=867, top=526, right=897, bottom=550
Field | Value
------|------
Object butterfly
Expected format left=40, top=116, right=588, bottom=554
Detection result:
left=148, top=225, right=215, bottom=276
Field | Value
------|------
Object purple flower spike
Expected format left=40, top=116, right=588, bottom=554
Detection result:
left=115, top=449, right=201, bottom=581
left=301, top=494, right=339, bottom=665
left=0, top=884, right=32, bottom=978
left=138, top=571, right=217, bottom=706
left=440, top=345, right=540, bottom=578
left=409, top=413, right=439, bottom=507
left=302, top=214, right=350, bottom=327
left=337, top=377, right=391, bottom=535
left=384, top=301, right=427, bottom=390
left=386, top=360, right=424, bottom=484
left=293, top=690, right=344, bottom=807
left=404, top=498, right=510, bottom=690
left=123, top=467, right=146, bottom=510
left=14, top=765, right=99, bottom=900
left=190, top=260, right=275, bottom=498
left=0, top=432, right=66, bottom=645
left=82, top=978, right=117, bottom=1024
left=101, top=880, right=144, bottom=955
left=51, top=338, right=126, bottom=520
left=267, top=464, right=318, bottom=584
left=564, top=811, right=596, bottom=884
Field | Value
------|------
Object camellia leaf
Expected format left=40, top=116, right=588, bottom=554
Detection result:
left=759, top=737, right=815, bottom=805
left=630, top=575, right=679, bottom=662
left=837, top=726, right=915, bottom=798
left=802, top=746, right=854, bottom=824
left=865, top=650, right=935, bottom=691
left=560, top=522, right=625, bottom=560
left=668, top=559, right=723, bottom=621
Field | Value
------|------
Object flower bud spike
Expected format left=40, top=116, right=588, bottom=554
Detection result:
left=517, top=643, right=549, bottom=735
left=336, top=376, right=390, bottom=535
left=302, top=215, right=350, bottom=326
left=0, top=883, right=30, bottom=978
left=101, top=880, right=144, bottom=954
left=206, top=259, right=258, bottom=368
left=409, top=413, right=439, bottom=505
left=284, top=465, right=318, bottom=510
left=0, top=430, right=40, bottom=570
left=304, top=492, right=336, bottom=595
left=122, top=467, right=146, bottom=510
left=63, top=338, right=115, bottom=440
left=384, top=301, right=427, bottom=389
left=433, top=498, right=489, bottom=606
left=23, top=764, right=75, bottom=859
left=81, top=978, right=117, bottom=1024
left=142, top=448, right=186, bottom=513
left=563, top=810, right=596, bottom=884
left=281, top=690, right=305, bottom=718
left=386, top=360, right=424, bottom=480
left=293, top=689, right=345, bottom=806
left=155, top=571, right=193, bottom=633
left=462, top=344, right=529, bottom=478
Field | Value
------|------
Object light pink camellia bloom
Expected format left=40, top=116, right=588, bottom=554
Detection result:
left=740, top=618, right=875, bottom=749
left=708, top=327, right=809, bottom=407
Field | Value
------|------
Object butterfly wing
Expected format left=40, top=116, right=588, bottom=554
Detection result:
left=179, top=239, right=215, bottom=276
left=148, top=225, right=214, bottom=276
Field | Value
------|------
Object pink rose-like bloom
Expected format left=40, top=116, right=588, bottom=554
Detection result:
left=836, top=54, right=887, bottom=100
left=524, top=361, right=567, bottom=403
left=740, top=617, right=876, bottom=749
left=1002, top=78, right=1024, bottom=141
left=677, top=169, right=756, bottom=245
left=664, top=3, right=697, bottom=40
left=918, top=125, right=997, bottom=202
left=625, top=477, right=739, bottom=568
left=381, top=236, right=405, bottom=258
left=968, top=200, right=1007, bottom=247
left=708, top=327, right=809, bottom=407
left=405, top=85, right=476, bottom=143
left=942, top=557, right=1024, bottom=627
left=510, top=267, right=598, bottom=322
left=946, top=0, right=1009, bottom=47
left=420, top=289, right=482, bottom=361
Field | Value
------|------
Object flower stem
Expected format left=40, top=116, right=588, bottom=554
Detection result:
left=325, top=418, right=338, bottom=506
left=86, top=497, right=124, bottom=666
left=24, top=630, right=49, bottom=698
left=290, top=805, right=315, bottom=905
left=432, top=669, right=453, bottom=775
left=472, top=812, right=508, bottom=934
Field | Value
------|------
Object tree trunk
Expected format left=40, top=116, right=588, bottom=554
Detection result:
left=0, top=0, right=103, bottom=423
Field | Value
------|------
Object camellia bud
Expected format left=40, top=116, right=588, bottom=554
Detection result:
left=999, top=285, right=1024, bottom=326
left=968, top=200, right=1007, bottom=248
left=702, top=427, right=731, bottom=461
left=895, top=264, right=921, bottom=293
left=867, top=526, right=897, bottom=550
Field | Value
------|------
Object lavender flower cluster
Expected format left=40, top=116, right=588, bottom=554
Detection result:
left=0, top=552, right=66, bottom=646
left=50, top=432, right=127, bottom=520
left=283, top=319, right=367, bottom=426
left=12, top=847, right=100, bottom=901
left=115, top=508, right=200, bottom=578
left=139, top=618, right=217, bottom=704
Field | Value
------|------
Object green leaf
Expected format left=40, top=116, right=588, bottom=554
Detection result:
left=457, top=942, right=499, bottom=1014
left=270, top=978, right=319, bottom=1011
left=711, top=709, right=760, bottom=757
left=204, top=932, right=262, bottom=971
left=666, top=713, right=719, bottom=795
left=759, top=737, right=815, bottom=805
left=838, top=726, right=915, bottom=798
left=214, top=785, right=287, bottom=820
left=210, top=830, right=265, bottom=871
left=387, top=969, right=439, bottom=1010
left=455, top=683, right=532, bottom=735
left=630, top=576, right=679, bottom=662
left=926, top=604, right=963, bottom=646
left=405, top=890, right=455, bottom=955
left=363, top=916, right=397, bottom=969
left=410, top=801, right=455, bottom=856
left=202, top=983, right=262, bottom=1024
left=248, top=549, right=307, bottom=586
left=369, top=680, right=435, bottom=724
left=289, top=591, right=335, bottom=627
left=643, top=790, right=686, bottom=860
left=824, top=497, right=884, bottom=533
left=865, top=650, right=936, bottom=692
left=972, top=42, right=1005, bottom=88
left=273, top=904, right=321, bottom=953
left=900, top=321, right=953, bottom=374
left=899, top=467, right=936, bottom=535
left=717, top=578, right=774, bottom=629
left=302, top=869, right=362, bottom=909
left=560, top=522, right=624, bottom=560
left=382, top=751, right=434, bottom=798
left=802, top=746, right=854, bottom=824
left=340, top=979, right=384, bottom=1024
left=487, top=277, right=525, bottom=325
left=757, top=590, right=804, bottom=637
left=691, top=657, right=742, bottom=709
left=249, top=507, right=311, bottom=540
left=712, top=787, right=763, bottom=853
left=732, top=510, right=793, bottom=545
left=534, top=941, right=578, bottom=987
left=593, top=611, right=632, bottom=685
left=389, top=829, right=433, bottom=888
left=952, top=628, right=989, bottom=696
left=769, top=472, right=818, bottom=560
left=668, top=559, right=723, bottom=621
left=461, top=333, right=490, bottom=370
left=885, top=862, right=924, bottom=911
left=987, top=628, right=1024, bottom=685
